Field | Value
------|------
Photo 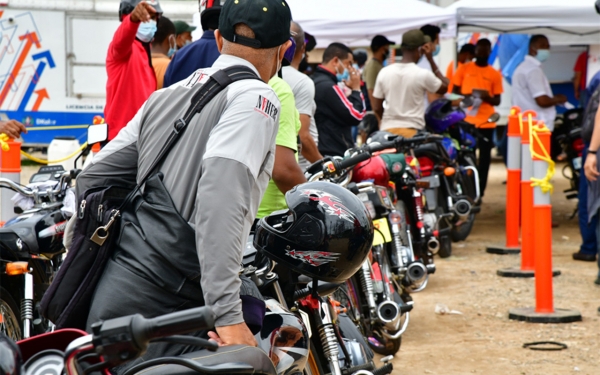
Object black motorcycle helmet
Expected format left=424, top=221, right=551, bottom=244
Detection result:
left=119, top=0, right=163, bottom=20
left=254, top=181, right=374, bottom=283
left=0, top=333, right=22, bottom=375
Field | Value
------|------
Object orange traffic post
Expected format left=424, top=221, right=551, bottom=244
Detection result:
left=509, top=123, right=581, bottom=323
left=0, top=138, right=21, bottom=225
left=487, top=106, right=522, bottom=255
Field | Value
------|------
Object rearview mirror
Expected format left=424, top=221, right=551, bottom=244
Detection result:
left=88, top=124, right=108, bottom=145
left=488, top=113, right=500, bottom=123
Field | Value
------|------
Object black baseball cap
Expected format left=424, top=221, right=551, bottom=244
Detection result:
left=219, top=0, right=292, bottom=49
left=370, top=35, right=395, bottom=52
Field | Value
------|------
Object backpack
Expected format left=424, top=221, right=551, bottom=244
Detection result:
left=40, top=66, right=261, bottom=329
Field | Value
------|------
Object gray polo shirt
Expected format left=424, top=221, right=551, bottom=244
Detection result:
left=75, top=54, right=279, bottom=327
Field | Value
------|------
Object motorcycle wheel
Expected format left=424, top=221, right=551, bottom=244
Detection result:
left=450, top=212, right=476, bottom=242
left=435, top=207, right=453, bottom=258
left=0, top=287, right=22, bottom=341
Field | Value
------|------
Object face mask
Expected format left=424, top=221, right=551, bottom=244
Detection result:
left=383, top=49, right=390, bottom=60
left=336, top=62, right=349, bottom=82
left=352, top=63, right=360, bottom=71
left=184, top=40, right=192, bottom=46
left=271, top=45, right=283, bottom=79
left=433, top=44, right=441, bottom=57
left=136, top=20, right=157, bottom=43
left=535, top=49, right=550, bottom=62
left=167, top=36, right=176, bottom=58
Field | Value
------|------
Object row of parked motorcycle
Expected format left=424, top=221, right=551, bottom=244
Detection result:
left=2, top=97, right=584, bottom=375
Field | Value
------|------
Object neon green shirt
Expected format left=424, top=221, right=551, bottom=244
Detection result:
left=257, top=76, right=301, bottom=218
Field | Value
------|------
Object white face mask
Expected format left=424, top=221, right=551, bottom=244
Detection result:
left=136, top=20, right=157, bottom=43
left=271, top=45, right=283, bottom=79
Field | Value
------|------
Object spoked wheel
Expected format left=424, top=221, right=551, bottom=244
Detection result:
left=0, top=287, right=22, bottom=341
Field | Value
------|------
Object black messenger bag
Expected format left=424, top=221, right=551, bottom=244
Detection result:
left=41, top=66, right=261, bottom=329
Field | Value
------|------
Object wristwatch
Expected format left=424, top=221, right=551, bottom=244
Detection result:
left=589, top=149, right=598, bottom=155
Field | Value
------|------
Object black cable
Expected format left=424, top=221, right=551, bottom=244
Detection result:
left=523, top=341, right=568, bottom=351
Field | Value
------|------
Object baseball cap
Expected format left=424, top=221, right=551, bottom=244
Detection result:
left=370, top=35, right=395, bottom=52
left=173, top=20, right=197, bottom=35
left=401, top=29, right=427, bottom=49
left=119, top=0, right=162, bottom=17
left=219, top=0, right=292, bottom=49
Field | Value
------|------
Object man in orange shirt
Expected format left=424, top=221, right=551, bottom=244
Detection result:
left=150, top=16, right=175, bottom=89
left=452, top=38, right=503, bottom=197
left=446, top=43, right=475, bottom=93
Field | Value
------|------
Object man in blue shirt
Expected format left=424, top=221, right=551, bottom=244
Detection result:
left=162, top=5, right=221, bottom=87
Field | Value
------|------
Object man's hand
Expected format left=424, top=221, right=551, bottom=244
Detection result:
left=130, top=1, right=157, bottom=23
left=344, top=65, right=361, bottom=91
left=421, top=43, right=434, bottom=58
left=208, top=322, right=257, bottom=347
left=0, top=120, right=27, bottom=139
left=584, top=152, right=599, bottom=182
left=554, top=94, right=568, bottom=105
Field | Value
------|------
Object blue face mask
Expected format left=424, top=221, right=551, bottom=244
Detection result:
left=336, top=64, right=349, bottom=82
left=167, top=36, right=176, bottom=58
left=136, top=20, right=157, bottom=43
left=433, top=44, right=441, bottom=57
left=535, top=49, right=550, bottom=62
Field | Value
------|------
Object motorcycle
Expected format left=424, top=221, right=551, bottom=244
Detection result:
left=555, top=108, right=584, bottom=208
left=0, top=124, right=108, bottom=341
left=419, top=99, right=495, bottom=253
left=305, top=134, right=440, bottom=356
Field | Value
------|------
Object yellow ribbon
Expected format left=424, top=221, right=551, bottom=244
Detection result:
left=0, top=133, right=88, bottom=165
left=528, top=119, right=555, bottom=195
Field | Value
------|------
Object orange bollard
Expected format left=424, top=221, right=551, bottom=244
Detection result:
left=488, top=107, right=522, bottom=256
left=1, top=138, right=21, bottom=224
left=520, top=112, right=536, bottom=273
left=531, top=125, right=553, bottom=312
left=508, top=122, right=580, bottom=323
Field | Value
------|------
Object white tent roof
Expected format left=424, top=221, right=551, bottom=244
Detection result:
left=285, top=0, right=456, bottom=48
left=449, top=0, right=600, bottom=45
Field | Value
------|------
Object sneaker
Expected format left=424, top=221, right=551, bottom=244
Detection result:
left=573, top=252, right=597, bottom=262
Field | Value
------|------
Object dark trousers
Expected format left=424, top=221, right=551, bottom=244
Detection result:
left=579, top=146, right=598, bottom=255
left=477, top=128, right=495, bottom=197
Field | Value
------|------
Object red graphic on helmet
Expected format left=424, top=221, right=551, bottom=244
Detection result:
left=301, top=189, right=355, bottom=223
left=286, top=249, right=341, bottom=267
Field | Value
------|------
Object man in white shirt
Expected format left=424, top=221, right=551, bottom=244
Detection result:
left=282, top=21, right=322, bottom=169
left=512, top=34, right=567, bottom=130
left=372, top=29, right=448, bottom=138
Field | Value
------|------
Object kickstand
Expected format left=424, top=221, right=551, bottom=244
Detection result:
left=569, top=207, right=578, bottom=220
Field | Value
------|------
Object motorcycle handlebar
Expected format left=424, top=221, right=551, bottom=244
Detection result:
left=131, top=306, right=215, bottom=345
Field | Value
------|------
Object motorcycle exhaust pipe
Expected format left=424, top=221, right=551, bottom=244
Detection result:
left=406, top=261, right=428, bottom=282
left=376, top=301, right=401, bottom=331
left=427, top=237, right=440, bottom=254
left=452, top=199, right=472, bottom=222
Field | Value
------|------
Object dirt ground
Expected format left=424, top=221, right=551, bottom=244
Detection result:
left=385, top=161, right=600, bottom=375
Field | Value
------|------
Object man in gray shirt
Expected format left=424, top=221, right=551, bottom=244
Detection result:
left=282, top=21, right=322, bottom=170
left=74, top=0, right=293, bottom=360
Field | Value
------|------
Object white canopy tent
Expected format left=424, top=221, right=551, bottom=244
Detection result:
left=283, top=0, right=456, bottom=48
left=448, top=0, right=600, bottom=45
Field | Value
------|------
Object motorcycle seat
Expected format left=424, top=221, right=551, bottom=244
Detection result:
left=135, top=345, right=277, bottom=375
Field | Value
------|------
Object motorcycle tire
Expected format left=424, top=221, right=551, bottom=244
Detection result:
left=438, top=235, right=452, bottom=258
left=450, top=212, right=476, bottom=242
left=435, top=207, right=453, bottom=258
left=0, top=287, right=22, bottom=341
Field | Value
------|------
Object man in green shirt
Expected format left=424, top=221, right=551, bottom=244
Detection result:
left=362, top=35, right=395, bottom=111
left=257, top=76, right=306, bottom=218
